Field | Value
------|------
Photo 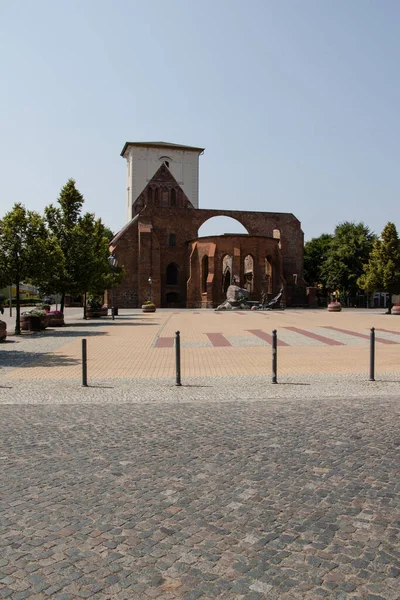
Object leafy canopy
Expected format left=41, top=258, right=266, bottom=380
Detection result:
left=358, top=222, right=400, bottom=295
left=321, top=221, right=375, bottom=295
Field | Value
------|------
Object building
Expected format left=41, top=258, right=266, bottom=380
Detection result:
left=110, top=142, right=306, bottom=308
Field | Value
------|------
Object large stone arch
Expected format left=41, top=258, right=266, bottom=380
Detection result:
left=192, top=209, right=262, bottom=236
left=198, top=215, right=249, bottom=236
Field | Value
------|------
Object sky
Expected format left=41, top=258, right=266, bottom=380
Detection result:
left=1, top=0, right=400, bottom=241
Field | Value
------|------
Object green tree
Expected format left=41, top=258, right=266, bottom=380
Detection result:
left=358, top=222, right=400, bottom=312
left=45, top=179, right=123, bottom=315
left=45, top=179, right=86, bottom=311
left=304, top=233, right=332, bottom=290
left=0, top=203, right=62, bottom=334
left=103, top=226, right=115, bottom=242
left=321, top=221, right=375, bottom=297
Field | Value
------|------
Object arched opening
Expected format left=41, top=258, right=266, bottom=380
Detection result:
left=171, top=188, right=177, bottom=207
left=166, top=292, right=180, bottom=307
left=166, top=263, right=179, bottom=286
left=162, top=187, right=169, bottom=207
left=273, top=228, right=281, bottom=249
left=198, top=216, right=249, bottom=237
left=244, top=255, right=254, bottom=293
left=222, top=254, right=232, bottom=294
left=147, top=187, right=153, bottom=204
left=154, top=188, right=159, bottom=206
left=202, top=255, right=209, bottom=293
left=265, top=256, right=273, bottom=294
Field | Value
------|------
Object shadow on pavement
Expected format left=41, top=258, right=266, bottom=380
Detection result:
left=0, top=351, right=79, bottom=369
left=65, top=321, right=159, bottom=328
left=40, top=329, right=108, bottom=338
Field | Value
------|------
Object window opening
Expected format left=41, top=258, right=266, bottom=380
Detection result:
left=202, top=255, right=209, bottom=293
left=166, top=263, right=179, bottom=285
left=244, top=255, right=254, bottom=292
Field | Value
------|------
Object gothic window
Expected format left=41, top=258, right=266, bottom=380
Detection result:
left=147, top=187, right=153, bottom=204
left=202, top=255, right=209, bottom=293
left=265, top=256, right=273, bottom=294
left=273, top=228, right=281, bottom=249
left=168, top=233, right=176, bottom=247
left=222, top=254, right=232, bottom=294
left=166, top=263, right=179, bottom=286
left=162, top=187, right=169, bottom=206
left=154, top=187, right=159, bottom=206
left=171, top=188, right=177, bottom=207
left=244, top=255, right=254, bottom=292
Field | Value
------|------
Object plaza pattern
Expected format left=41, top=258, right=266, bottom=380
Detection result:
left=2, top=309, right=400, bottom=381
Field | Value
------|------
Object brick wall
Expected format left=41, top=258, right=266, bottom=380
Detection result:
left=111, top=206, right=305, bottom=308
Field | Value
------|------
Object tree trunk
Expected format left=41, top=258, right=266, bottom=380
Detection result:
left=15, top=278, right=21, bottom=335
left=83, top=292, right=87, bottom=320
left=60, top=292, right=65, bottom=314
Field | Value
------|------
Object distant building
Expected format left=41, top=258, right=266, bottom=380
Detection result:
left=111, top=142, right=306, bottom=308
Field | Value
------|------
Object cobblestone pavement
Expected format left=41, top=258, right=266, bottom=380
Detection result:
left=1, top=309, right=400, bottom=599
left=1, top=394, right=399, bottom=599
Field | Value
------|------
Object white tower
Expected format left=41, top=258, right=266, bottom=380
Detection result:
left=121, top=141, right=204, bottom=222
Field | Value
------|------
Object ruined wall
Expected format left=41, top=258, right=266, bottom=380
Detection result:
left=111, top=206, right=305, bottom=308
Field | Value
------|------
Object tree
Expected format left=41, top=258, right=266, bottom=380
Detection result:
left=103, top=226, right=115, bottom=242
left=45, top=179, right=123, bottom=314
left=358, top=222, right=400, bottom=312
left=321, top=222, right=375, bottom=297
left=0, top=204, right=62, bottom=334
left=304, top=234, right=332, bottom=290
left=45, top=179, right=86, bottom=312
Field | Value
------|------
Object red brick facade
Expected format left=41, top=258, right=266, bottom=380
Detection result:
left=110, top=166, right=306, bottom=308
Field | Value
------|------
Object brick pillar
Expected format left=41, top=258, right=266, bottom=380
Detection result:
left=138, top=221, right=153, bottom=306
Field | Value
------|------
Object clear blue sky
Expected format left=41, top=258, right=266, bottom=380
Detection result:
left=1, top=0, right=399, bottom=241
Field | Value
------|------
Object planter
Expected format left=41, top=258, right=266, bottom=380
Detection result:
left=392, top=305, right=400, bottom=315
left=328, top=302, right=342, bottom=312
left=21, top=315, right=42, bottom=332
left=86, top=307, right=108, bottom=319
left=0, top=320, right=7, bottom=341
left=142, top=304, right=156, bottom=313
left=47, top=314, right=65, bottom=327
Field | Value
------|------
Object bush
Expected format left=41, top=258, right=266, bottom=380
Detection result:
left=87, top=295, right=103, bottom=309
left=21, top=308, right=47, bottom=317
left=4, top=297, right=42, bottom=307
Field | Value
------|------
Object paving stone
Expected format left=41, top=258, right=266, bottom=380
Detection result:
left=1, top=322, right=399, bottom=600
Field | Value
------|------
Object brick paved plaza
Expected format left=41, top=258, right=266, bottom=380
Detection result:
left=0, top=309, right=399, bottom=599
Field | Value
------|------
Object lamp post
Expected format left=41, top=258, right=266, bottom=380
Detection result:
left=148, top=277, right=153, bottom=303
left=108, top=253, right=118, bottom=320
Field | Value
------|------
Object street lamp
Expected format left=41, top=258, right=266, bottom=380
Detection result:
left=108, top=253, right=118, bottom=320
left=148, top=277, right=153, bottom=303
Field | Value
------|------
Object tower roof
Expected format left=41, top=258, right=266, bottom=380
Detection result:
left=121, top=141, right=205, bottom=157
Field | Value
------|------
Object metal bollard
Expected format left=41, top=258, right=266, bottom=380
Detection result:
left=175, top=330, right=182, bottom=386
left=82, top=338, right=88, bottom=387
left=272, top=329, right=278, bottom=384
left=369, top=327, right=375, bottom=381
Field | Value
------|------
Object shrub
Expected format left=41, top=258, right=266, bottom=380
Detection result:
left=87, top=295, right=103, bottom=309
left=22, top=308, right=47, bottom=317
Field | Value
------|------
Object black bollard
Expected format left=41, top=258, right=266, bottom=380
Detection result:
left=175, top=330, right=182, bottom=386
left=272, top=329, right=278, bottom=384
left=82, top=338, right=88, bottom=387
left=369, top=327, right=375, bottom=382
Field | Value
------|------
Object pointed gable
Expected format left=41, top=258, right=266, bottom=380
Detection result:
left=133, top=163, right=194, bottom=216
